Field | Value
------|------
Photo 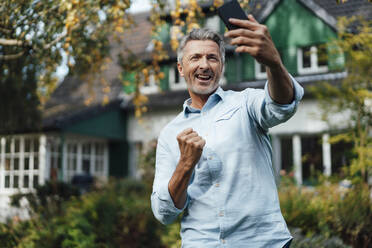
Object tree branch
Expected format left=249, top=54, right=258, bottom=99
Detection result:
left=0, top=38, right=23, bottom=46
left=0, top=51, right=24, bottom=60
left=43, top=30, right=67, bottom=50
left=0, top=27, right=12, bottom=34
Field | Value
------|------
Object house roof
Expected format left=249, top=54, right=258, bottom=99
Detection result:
left=44, top=1, right=372, bottom=128
left=313, top=0, right=372, bottom=21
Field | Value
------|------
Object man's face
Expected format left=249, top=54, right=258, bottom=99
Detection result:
left=178, top=40, right=223, bottom=95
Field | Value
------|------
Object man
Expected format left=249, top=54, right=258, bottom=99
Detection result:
left=151, top=15, right=303, bottom=248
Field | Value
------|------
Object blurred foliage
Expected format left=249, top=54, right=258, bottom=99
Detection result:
left=10, top=181, right=81, bottom=219
left=279, top=177, right=372, bottom=248
left=309, top=16, right=372, bottom=182
left=136, top=139, right=182, bottom=247
left=0, top=54, right=42, bottom=133
left=290, top=227, right=350, bottom=248
left=1, top=179, right=166, bottom=248
left=0, top=0, right=132, bottom=133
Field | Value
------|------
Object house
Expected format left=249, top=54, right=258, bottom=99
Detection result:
left=126, top=0, right=372, bottom=186
left=0, top=0, right=371, bottom=221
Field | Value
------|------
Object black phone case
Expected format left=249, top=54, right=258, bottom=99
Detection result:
left=217, top=0, right=248, bottom=30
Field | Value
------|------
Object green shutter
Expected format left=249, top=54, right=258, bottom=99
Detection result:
left=122, top=71, right=136, bottom=94
left=220, top=18, right=227, bottom=34
left=225, top=56, right=238, bottom=83
left=109, top=141, right=129, bottom=178
left=153, top=23, right=170, bottom=43
left=241, top=54, right=255, bottom=81
left=282, top=47, right=298, bottom=75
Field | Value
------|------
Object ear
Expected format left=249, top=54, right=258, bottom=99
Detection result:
left=177, top=62, right=184, bottom=77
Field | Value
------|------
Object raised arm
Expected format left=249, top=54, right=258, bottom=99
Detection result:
left=168, top=128, right=205, bottom=208
left=225, top=15, right=293, bottom=104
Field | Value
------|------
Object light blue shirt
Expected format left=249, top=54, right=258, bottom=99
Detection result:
left=151, top=76, right=304, bottom=248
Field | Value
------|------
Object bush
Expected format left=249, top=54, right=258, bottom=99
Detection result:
left=290, top=228, right=350, bottom=248
left=1, top=179, right=166, bottom=248
left=279, top=178, right=372, bottom=247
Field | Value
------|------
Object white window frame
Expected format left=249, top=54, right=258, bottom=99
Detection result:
left=0, top=135, right=44, bottom=194
left=140, top=74, right=158, bottom=95
left=297, top=45, right=328, bottom=75
left=275, top=133, right=335, bottom=185
left=255, top=61, right=267, bottom=79
left=169, top=64, right=187, bottom=91
left=61, top=138, right=109, bottom=183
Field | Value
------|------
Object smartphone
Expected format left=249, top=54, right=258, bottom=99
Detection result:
left=217, top=0, right=249, bottom=30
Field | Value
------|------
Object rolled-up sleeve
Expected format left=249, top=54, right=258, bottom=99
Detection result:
left=245, top=74, right=304, bottom=130
left=151, top=131, right=188, bottom=225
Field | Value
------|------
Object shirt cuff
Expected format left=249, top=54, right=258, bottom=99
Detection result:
left=157, top=183, right=190, bottom=214
left=264, top=73, right=304, bottom=112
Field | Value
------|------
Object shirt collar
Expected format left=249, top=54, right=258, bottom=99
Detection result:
left=183, top=86, right=225, bottom=118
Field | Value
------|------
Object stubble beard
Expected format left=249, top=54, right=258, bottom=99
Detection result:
left=187, top=77, right=220, bottom=96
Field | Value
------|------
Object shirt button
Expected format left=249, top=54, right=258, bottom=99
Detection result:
left=221, top=239, right=226, bottom=244
left=208, top=156, right=213, bottom=160
left=215, top=183, right=220, bottom=187
left=219, top=211, right=224, bottom=217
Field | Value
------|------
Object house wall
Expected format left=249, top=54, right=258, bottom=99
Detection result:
left=127, top=109, right=180, bottom=178
left=266, top=0, right=337, bottom=75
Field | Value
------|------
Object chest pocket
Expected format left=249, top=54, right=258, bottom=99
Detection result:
left=215, top=106, right=241, bottom=122
left=214, top=105, right=243, bottom=148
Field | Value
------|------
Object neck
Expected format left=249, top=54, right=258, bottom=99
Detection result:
left=188, top=88, right=217, bottom=110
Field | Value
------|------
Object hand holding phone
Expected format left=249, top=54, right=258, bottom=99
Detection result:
left=217, top=0, right=248, bottom=30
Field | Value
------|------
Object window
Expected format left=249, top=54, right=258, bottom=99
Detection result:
left=255, top=51, right=284, bottom=79
left=140, top=74, right=158, bottom=94
left=301, top=136, right=323, bottom=185
left=280, top=137, right=293, bottom=173
left=169, top=64, right=187, bottom=90
left=297, top=44, right=328, bottom=74
left=1, top=136, right=41, bottom=190
left=62, top=140, right=108, bottom=182
left=47, top=138, right=60, bottom=181
left=275, top=133, right=356, bottom=185
left=66, top=143, right=78, bottom=182
left=331, top=140, right=354, bottom=176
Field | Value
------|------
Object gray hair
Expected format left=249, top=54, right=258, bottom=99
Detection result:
left=177, top=28, right=225, bottom=65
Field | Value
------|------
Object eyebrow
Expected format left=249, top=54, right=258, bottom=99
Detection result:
left=188, top=53, right=220, bottom=59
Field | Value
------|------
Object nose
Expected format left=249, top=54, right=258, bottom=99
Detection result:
left=199, top=56, right=210, bottom=70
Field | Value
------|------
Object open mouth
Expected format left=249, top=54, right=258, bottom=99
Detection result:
left=195, top=74, right=213, bottom=81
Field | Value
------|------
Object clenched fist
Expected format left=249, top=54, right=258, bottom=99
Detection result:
left=177, top=128, right=206, bottom=169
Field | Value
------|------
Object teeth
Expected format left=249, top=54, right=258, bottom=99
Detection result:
left=197, top=75, right=211, bottom=80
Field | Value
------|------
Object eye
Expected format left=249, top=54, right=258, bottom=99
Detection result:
left=190, top=55, right=199, bottom=61
left=208, top=55, right=219, bottom=61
